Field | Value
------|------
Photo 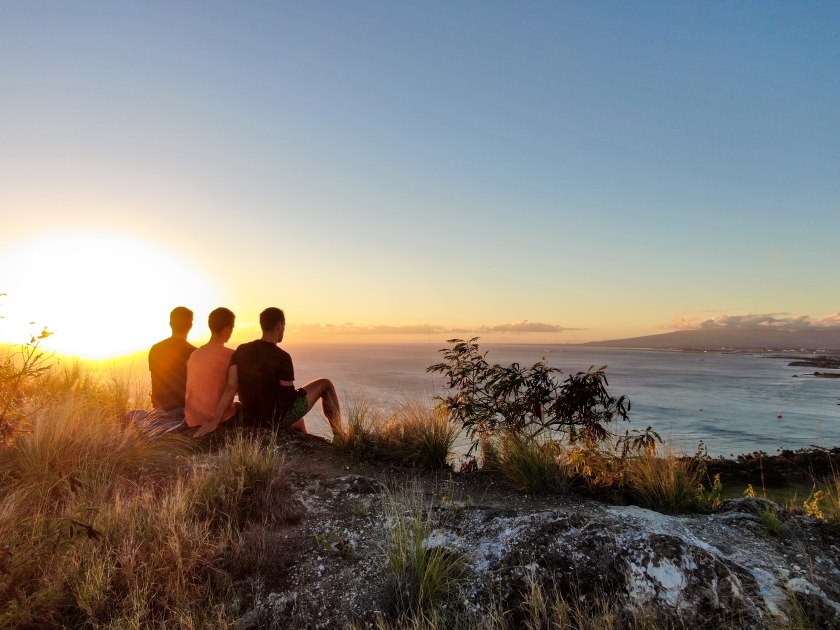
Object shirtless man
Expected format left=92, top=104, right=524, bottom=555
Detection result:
left=194, top=307, right=342, bottom=438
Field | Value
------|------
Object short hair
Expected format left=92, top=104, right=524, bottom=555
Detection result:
left=259, top=307, right=285, bottom=331
left=208, top=307, right=235, bottom=334
left=169, top=306, right=194, bottom=333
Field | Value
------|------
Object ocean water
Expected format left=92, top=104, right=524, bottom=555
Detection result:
left=290, top=343, right=840, bottom=457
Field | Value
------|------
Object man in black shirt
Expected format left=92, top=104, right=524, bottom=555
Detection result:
left=194, top=307, right=343, bottom=439
left=148, top=306, right=196, bottom=410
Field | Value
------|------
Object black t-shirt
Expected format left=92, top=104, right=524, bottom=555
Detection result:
left=231, top=340, right=298, bottom=423
left=148, top=337, right=196, bottom=410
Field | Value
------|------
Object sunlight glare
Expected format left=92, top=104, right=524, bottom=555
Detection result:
left=0, top=232, right=219, bottom=359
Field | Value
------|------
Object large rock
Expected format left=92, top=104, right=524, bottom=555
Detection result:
left=234, top=449, right=840, bottom=629
left=446, top=497, right=840, bottom=628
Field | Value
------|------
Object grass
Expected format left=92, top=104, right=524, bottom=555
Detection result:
left=495, top=432, right=566, bottom=493
left=382, top=400, right=458, bottom=470
left=333, top=393, right=384, bottom=461
left=361, top=571, right=689, bottom=630
left=623, top=448, right=721, bottom=514
left=756, top=503, right=787, bottom=536
left=0, top=362, right=291, bottom=629
left=380, top=483, right=465, bottom=620
left=334, top=395, right=458, bottom=470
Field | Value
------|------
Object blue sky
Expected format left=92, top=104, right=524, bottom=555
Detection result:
left=1, top=1, right=838, bottom=349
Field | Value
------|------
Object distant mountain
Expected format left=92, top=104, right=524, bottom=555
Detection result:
left=584, top=328, right=840, bottom=351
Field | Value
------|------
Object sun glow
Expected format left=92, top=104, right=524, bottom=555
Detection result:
left=0, top=232, right=219, bottom=359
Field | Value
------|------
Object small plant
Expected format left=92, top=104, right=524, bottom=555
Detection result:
left=353, top=499, right=371, bottom=518
left=624, top=448, right=719, bottom=514
left=190, top=430, right=290, bottom=528
left=333, top=393, right=383, bottom=460
left=0, top=321, right=54, bottom=444
left=756, top=503, right=786, bottom=536
left=803, top=476, right=840, bottom=525
left=496, top=432, right=566, bottom=493
left=313, top=527, right=355, bottom=555
left=382, top=399, right=458, bottom=470
left=381, top=484, right=465, bottom=619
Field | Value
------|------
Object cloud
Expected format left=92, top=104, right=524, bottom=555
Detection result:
left=287, top=320, right=575, bottom=336
left=476, top=321, right=572, bottom=333
left=658, top=312, right=840, bottom=331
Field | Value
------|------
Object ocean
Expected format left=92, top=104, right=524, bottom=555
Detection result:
left=290, top=343, right=840, bottom=457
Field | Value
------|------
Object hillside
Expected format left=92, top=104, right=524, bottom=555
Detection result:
left=583, top=328, right=840, bottom=351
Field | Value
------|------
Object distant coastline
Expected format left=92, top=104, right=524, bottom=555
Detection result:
left=577, top=327, right=840, bottom=353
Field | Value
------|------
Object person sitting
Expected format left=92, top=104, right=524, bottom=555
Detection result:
left=148, top=306, right=196, bottom=412
left=185, top=307, right=237, bottom=431
left=194, top=307, right=343, bottom=439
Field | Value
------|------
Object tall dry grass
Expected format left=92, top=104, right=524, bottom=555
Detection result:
left=623, top=448, right=721, bottom=514
left=382, top=400, right=458, bottom=470
left=0, top=362, right=290, bottom=629
left=334, top=396, right=458, bottom=470
left=495, top=432, right=567, bottom=494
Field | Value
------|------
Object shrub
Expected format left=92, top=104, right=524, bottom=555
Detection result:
left=427, top=338, right=657, bottom=456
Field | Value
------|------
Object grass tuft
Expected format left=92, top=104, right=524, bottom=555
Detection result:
left=496, top=432, right=566, bottom=494
left=623, top=449, right=719, bottom=514
left=333, top=393, right=383, bottom=461
left=334, top=396, right=458, bottom=471
left=0, top=362, right=292, bottom=628
left=381, top=483, right=465, bottom=620
left=382, top=400, right=458, bottom=470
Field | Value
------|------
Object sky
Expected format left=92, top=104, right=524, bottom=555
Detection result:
left=1, top=1, right=838, bottom=357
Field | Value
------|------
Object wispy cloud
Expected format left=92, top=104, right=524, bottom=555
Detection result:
left=287, top=320, right=576, bottom=336
left=658, top=312, right=840, bottom=331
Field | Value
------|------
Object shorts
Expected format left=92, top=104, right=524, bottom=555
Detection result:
left=281, top=392, right=309, bottom=427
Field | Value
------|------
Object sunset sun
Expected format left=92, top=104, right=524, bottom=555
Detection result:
left=0, top=232, right=219, bottom=359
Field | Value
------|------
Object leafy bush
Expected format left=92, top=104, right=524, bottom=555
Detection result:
left=427, top=338, right=657, bottom=455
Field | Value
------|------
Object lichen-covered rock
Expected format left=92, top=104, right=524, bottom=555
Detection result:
left=443, top=497, right=840, bottom=629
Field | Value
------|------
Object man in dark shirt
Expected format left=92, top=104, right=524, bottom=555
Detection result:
left=148, top=306, right=196, bottom=410
left=194, top=307, right=343, bottom=439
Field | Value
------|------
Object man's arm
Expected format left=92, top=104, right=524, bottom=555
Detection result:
left=194, top=365, right=238, bottom=437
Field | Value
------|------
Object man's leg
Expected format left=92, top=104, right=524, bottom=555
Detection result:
left=298, top=378, right=342, bottom=436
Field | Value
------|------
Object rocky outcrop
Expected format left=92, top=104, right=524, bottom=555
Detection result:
left=232, top=437, right=840, bottom=629
left=452, top=497, right=840, bottom=628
